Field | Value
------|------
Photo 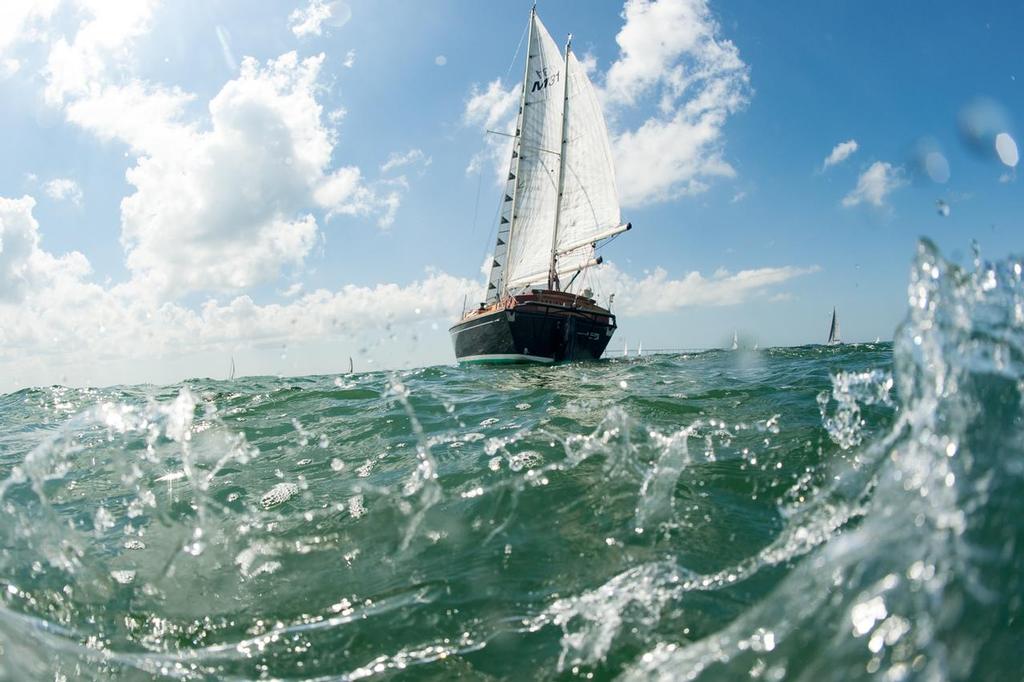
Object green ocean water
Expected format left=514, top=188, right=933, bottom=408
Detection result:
left=1, top=241, right=1021, bottom=681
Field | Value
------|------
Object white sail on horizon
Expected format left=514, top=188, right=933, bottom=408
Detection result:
left=827, top=308, right=841, bottom=345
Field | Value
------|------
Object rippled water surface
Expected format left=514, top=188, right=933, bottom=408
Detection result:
left=1, top=241, right=1022, bottom=680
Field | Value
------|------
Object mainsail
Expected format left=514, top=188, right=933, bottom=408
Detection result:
left=486, top=10, right=626, bottom=300
left=827, top=308, right=841, bottom=345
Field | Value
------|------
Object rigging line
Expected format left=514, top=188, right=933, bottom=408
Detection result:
left=477, top=181, right=505, bottom=290
left=504, top=17, right=530, bottom=82
left=470, top=168, right=484, bottom=235
left=596, top=231, right=622, bottom=250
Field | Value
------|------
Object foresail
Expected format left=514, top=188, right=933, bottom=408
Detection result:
left=554, top=50, right=621, bottom=275
left=503, top=14, right=564, bottom=291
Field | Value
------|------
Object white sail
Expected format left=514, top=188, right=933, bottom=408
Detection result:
left=504, top=14, right=565, bottom=290
left=827, top=309, right=841, bottom=345
left=552, top=50, right=623, bottom=277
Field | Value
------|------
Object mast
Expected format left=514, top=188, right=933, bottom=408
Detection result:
left=492, top=7, right=536, bottom=303
left=548, top=34, right=572, bottom=291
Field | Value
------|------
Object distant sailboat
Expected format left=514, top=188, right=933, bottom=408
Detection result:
left=731, top=331, right=739, bottom=351
left=228, top=357, right=235, bottom=381
left=637, top=341, right=643, bottom=357
left=826, top=308, right=842, bottom=346
left=623, top=341, right=629, bottom=357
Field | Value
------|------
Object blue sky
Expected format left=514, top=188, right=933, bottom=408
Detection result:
left=0, top=0, right=1020, bottom=390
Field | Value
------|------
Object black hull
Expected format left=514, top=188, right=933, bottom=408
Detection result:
left=450, top=302, right=616, bottom=364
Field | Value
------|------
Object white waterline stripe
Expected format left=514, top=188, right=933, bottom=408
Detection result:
left=458, top=354, right=555, bottom=364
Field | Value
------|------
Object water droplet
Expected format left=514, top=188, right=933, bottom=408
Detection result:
left=925, top=151, right=950, bottom=183
left=995, top=132, right=1019, bottom=167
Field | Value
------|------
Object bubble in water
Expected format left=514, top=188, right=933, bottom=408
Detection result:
left=911, top=138, right=951, bottom=183
left=995, top=132, right=1019, bottom=167
left=348, top=495, right=366, bottom=518
left=260, top=482, right=298, bottom=509
left=110, top=570, right=136, bottom=584
left=330, top=458, right=345, bottom=471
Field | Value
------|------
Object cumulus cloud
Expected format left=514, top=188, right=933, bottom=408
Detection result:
left=463, top=79, right=519, bottom=178
left=464, top=78, right=518, bottom=131
left=606, top=0, right=750, bottom=206
left=0, top=0, right=59, bottom=55
left=822, top=139, right=858, bottom=170
left=600, top=261, right=820, bottom=315
left=842, top=161, right=906, bottom=208
left=43, top=178, right=83, bottom=205
left=43, top=0, right=160, bottom=105
left=64, top=52, right=402, bottom=296
left=289, top=0, right=351, bottom=38
left=0, top=195, right=90, bottom=303
left=0, top=194, right=479, bottom=380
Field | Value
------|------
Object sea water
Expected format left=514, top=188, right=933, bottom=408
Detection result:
left=0, top=240, right=1021, bottom=680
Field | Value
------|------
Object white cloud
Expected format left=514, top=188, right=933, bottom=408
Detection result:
left=435, top=55, right=447, bottom=67
left=1, top=58, right=20, bottom=77
left=63, top=52, right=402, bottom=297
left=0, top=194, right=480, bottom=386
left=43, top=0, right=160, bottom=105
left=822, top=139, right=858, bottom=170
left=0, top=195, right=90, bottom=303
left=464, top=78, right=518, bottom=131
left=0, top=0, right=59, bottom=55
left=43, top=178, right=83, bottom=205
left=600, top=261, right=820, bottom=315
left=605, top=0, right=750, bottom=206
left=381, top=149, right=430, bottom=174
left=0, top=193, right=478, bottom=368
left=463, top=79, right=519, bottom=179
left=290, top=0, right=352, bottom=38
left=342, top=48, right=356, bottom=68
left=842, top=161, right=906, bottom=208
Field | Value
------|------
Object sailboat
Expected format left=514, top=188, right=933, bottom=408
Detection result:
left=450, top=7, right=630, bottom=364
left=826, top=308, right=842, bottom=345
left=731, top=331, right=739, bottom=351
